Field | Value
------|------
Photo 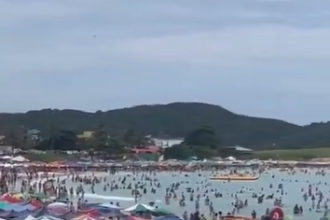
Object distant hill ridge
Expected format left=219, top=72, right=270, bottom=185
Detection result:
left=0, top=102, right=329, bottom=149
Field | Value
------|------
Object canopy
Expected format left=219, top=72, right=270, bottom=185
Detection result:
left=125, top=203, right=155, bottom=212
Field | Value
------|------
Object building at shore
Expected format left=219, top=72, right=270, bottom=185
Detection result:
left=152, top=138, right=183, bottom=148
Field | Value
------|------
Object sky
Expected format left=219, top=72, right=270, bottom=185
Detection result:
left=1, top=0, right=330, bottom=125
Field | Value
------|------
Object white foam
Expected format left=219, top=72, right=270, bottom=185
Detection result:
left=84, top=193, right=135, bottom=201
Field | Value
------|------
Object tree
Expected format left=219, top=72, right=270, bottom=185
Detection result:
left=91, top=123, right=108, bottom=152
left=56, top=130, right=78, bottom=151
left=1, top=102, right=330, bottom=150
left=106, top=137, right=127, bottom=159
left=163, top=144, right=193, bottom=160
left=163, top=126, right=221, bottom=160
left=184, top=126, right=219, bottom=149
left=35, top=129, right=77, bottom=151
left=122, top=129, right=150, bottom=148
left=3, top=128, right=26, bottom=154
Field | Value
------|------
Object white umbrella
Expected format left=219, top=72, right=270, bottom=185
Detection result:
left=13, top=156, right=29, bottom=162
left=125, top=203, right=155, bottom=212
left=98, top=203, right=121, bottom=209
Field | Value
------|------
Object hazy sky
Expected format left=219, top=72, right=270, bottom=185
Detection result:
left=1, top=0, right=330, bottom=125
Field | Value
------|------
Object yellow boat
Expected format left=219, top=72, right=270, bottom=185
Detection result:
left=209, top=174, right=260, bottom=181
left=222, top=216, right=255, bottom=220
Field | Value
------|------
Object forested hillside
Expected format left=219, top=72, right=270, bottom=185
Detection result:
left=0, top=102, right=329, bottom=149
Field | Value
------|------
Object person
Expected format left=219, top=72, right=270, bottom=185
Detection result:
left=252, top=210, right=257, bottom=219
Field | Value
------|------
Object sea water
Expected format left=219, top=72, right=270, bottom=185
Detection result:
left=65, top=170, right=328, bottom=220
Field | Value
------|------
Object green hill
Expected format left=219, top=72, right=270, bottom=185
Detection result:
left=0, top=102, right=329, bottom=150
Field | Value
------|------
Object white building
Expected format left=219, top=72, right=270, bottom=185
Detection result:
left=152, top=138, right=183, bottom=148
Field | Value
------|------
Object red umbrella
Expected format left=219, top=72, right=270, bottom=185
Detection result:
left=29, top=199, right=42, bottom=208
left=0, top=194, right=20, bottom=203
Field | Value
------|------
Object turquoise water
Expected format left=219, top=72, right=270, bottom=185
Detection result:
left=67, top=170, right=330, bottom=220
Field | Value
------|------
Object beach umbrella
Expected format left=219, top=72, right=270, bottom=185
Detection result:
left=47, top=206, right=70, bottom=217
left=47, top=202, right=68, bottom=208
left=97, top=203, right=120, bottom=209
left=101, top=211, right=126, bottom=218
left=0, top=193, right=21, bottom=203
left=72, top=213, right=100, bottom=220
left=3, top=163, right=13, bottom=167
left=8, top=210, right=31, bottom=220
left=152, top=208, right=174, bottom=216
left=47, top=202, right=70, bottom=216
left=127, top=216, right=148, bottom=220
left=25, top=215, right=38, bottom=220
left=125, top=203, right=155, bottom=212
left=29, top=192, right=47, bottom=200
left=12, top=193, right=27, bottom=201
left=0, top=203, right=38, bottom=212
left=155, top=217, right=181, bottom=220
left=0, top=211, right=11, bottom=218
left=28, top=199, right=43, bottom=209
left=33, top=215, right=64, bottom=220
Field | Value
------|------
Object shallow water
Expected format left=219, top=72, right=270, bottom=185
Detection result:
left=65, top=169, right=330, bottom=220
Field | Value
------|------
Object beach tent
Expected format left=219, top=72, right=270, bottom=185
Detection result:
left=125, top=203, right=155, bottom=212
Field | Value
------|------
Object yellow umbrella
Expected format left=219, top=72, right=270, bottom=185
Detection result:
left=12, top=193, right=25, bottom=200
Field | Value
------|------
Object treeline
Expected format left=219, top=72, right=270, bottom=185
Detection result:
left=5, top=124, right=223, bottom=160
left=4, top=125, right=154, bottom=159
left=0, top=102, right=330, bottom=150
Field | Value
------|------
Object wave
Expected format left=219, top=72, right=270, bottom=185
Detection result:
left=84, top=193, right=135, bottom=201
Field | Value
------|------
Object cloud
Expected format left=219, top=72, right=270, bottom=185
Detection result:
left=115, top=26, right=330, bottom=66
left=1, top=0, right=330, bottom=124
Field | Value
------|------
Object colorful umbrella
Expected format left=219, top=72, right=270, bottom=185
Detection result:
left=72, top=213, right=99, bottom=220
